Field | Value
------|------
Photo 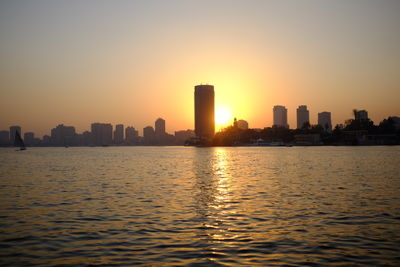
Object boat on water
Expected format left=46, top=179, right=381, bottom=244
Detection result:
left=14, top=131, right=26, bottom=151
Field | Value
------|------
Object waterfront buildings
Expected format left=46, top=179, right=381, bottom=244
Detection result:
left=155, top=118, right=166, bottom=136
left=392, top=116, right=400, bottom=130
left=273, top=106, right=289, bottom=128
left=237, top=120, right=249, bottom=130
left=42, top=135, right=51, bottom=145
left=114, top=124, right=124, bottom=144
left=0, top=130, right=9, bottom=145
left=9, top=126, right=21, bottom=145
left=318, top=112, right=332, bottom=132
left=294, top=134, right=321, bottom=145
left=24, top=132, right=35, bottom=146
left=355, top=110, right=368, bottom=121
left=1, top=105, right=397, bottom=147
left=194, top=84, right=215, bottom=139
left=174, top=130, right=195, bottom=145
left=154, top=118, right=175, bottom=145
left=82, top=131, right=93, bottom=146
left=51, top=124, right=76, bottom=146
left=143, top=126, right=155, bottom=144
left=297, top=105, right=310, bottom=129
left=125, top=126, right=139, bottom=144
left=91, top=123, right=112, bottom=146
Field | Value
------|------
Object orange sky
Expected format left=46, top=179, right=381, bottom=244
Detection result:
left=0, top=1, right=399, bottom=137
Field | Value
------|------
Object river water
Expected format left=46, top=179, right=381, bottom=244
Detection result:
left=0, top=146, right=399, bottom=266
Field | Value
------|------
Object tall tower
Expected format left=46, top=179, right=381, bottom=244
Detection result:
left=318, top=111, right=332, bottom=132
left=114, top=124, right=124, bottom=144
left=9, top=126, right=21, bottom=144
left=297, top=105, right=310, bottom=129
left=194, top=85, right=215, bottom=139
left=91, top=123, right=112, bottom=146
left=155, top=118, right=166, bottom=136
left=273, top=106, right=288, bottom=128
left=143, top=126, right=155, bottom=144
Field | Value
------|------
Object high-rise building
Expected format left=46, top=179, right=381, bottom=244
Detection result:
left=155, top=118, right=166, bottom=137
left=9, top=126, right=21, bottom=145
left=273, top=106, right=288, bottom=128
left=24, top=132, right=35, bottom=146
left=194, top=84, right=215, bottom=139
left=51, top=124, right=76, bottom=146
left=125, top=126, right=139, bottom=144
left=114, top=124, right=124, bottom=144
left=42, top=135, right=52, bottom=146
left=318, top=112, right=332, bottom=132
left=0, top=130, right=9, bottom=146
left=143, top=126, right=155, bottom=144
left=297, top=105, right=310, bottom=129
left=82, top=131, right=93, bottom=146
left=354, top=110, right=368, bottom=121
left=91, top=123, right=112, bottom=146
left=174, top=129, right=195, bottom=145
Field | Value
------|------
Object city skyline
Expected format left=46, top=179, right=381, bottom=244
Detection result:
left=3, top=83, right=378, bottom=139
left=1, top=102, right=396, bottom=144
left=1, top=1, right=399, bottom=136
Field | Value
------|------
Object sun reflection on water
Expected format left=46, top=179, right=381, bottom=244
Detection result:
left=191, top=148, right=242, bottom=262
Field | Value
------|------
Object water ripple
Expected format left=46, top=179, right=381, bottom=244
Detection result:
left=0, top=146, right=399, bottom=265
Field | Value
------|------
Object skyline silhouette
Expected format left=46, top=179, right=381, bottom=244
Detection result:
left=1, top=99, right=399, bottom=146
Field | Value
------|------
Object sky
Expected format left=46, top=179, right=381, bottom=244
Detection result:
left=0, top=0, right=399, bottom=137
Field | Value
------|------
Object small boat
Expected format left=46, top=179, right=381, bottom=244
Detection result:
left=14, top=131, right=26, bottom=151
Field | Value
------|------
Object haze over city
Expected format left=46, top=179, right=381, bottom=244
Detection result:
left=1, top=0, right=399, bottom=137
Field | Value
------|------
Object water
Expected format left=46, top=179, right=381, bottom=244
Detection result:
left=0, top=146, right=399, bottom=266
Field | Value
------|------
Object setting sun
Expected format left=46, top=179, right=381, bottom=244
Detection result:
left=216, top=105, right=233, bottom=129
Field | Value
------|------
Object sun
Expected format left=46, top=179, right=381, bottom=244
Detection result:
left=215, top=105, right=233, bottom=129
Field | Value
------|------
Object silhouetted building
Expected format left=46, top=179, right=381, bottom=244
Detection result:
left=155, top=118, right=166, bottom=136
left=24, top=132, right=35, bottom=146
left=392, top=116, right=400, bottom=130
left=91, top=123, right=112, bottom=146
left=237, top=119, right=249, bottom=130
left=0, top=130, right=9, bottom=146
left=154, top=118, right=174, bottom=145
left=175, top=129, right=195, bottom=145
left=143, top=126, right=155, bottom=144
left=355, top=110, right=368, bottom=121
left=42, top=135, right=51, bottom=146
left=114, top=124, right=124, bottom=144
left=195, top=84, right=215, bottom=139
left=126, top=126, right=139, bottom=144
left=297, top=105, right=310, bottom=129
left=273, top=106, right=288, bottom=128
left=9, top=126, right=21, bottom=145
left=51, top=124, right=76, bottom=146
left=318, top=111, right=332, bottom=132
left=82, top=131, right=93, bottom=146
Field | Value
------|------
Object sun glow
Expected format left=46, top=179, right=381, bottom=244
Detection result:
left=216, top=105, right=233, bottom=130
